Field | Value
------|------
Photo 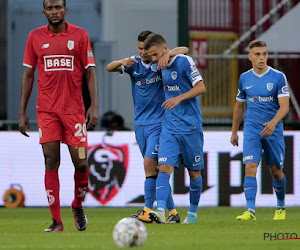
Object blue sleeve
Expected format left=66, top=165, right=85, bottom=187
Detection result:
left=184, top=57, right=203, bottom=86
left=123, top=55, right=137, bottom=75
left=277, top=73, right=290, bottom=98
left=236, top=76, right=246, bottom=102
left=124, top=65, right=133, bottom=74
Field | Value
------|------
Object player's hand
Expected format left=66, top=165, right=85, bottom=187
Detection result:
left=158, top=49, right=170, bottom=70
left=230, top=133, right=239, bottom=146
left=19, top=113, right=30, bottom=137
left=261, top=121, right=276, bottom=137
left=120, top=58, right=138, bottom=68
left=161, top=96, right=181, bottom=110
left=86, top=106, right=99, bottom=130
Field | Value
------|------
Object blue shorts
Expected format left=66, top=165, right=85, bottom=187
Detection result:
left=135, top=123, right=162, bottom=159
left=158, top=131, right=204, bottom=170
left=243, top=130, right=285, bottom=168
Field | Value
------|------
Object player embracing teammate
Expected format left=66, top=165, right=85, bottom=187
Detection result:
left=143, top=34, right=206, bottom=224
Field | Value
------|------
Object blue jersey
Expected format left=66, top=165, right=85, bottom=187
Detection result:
left=236, top=66, right=290, bottom=133
left=123, top=56, right=165, bottom=125
left=161, top=55, right=203, bottom=134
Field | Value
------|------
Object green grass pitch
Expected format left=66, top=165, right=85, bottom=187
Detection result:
left=0, top=207, right=299, bottom=249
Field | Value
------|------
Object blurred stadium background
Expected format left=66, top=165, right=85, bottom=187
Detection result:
left=0, top=0, right=299, bottom=209
left=0, top=0, right=299, bottom=130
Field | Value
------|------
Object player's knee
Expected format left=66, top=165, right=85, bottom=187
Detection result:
left=188, top=169, right=201, bottom=179
left=75, top=160, right=89, bottom=172
left=45, top=155, right=60, bottom=170
left=269, top=165, right=283, bottom=180
left=144, top=158, right=157, bottom=176
left=145, top=169, right=157, bottom=177
left=245, top=162, right=258, bottom=176
left=159, top=164, right=173, bottom=174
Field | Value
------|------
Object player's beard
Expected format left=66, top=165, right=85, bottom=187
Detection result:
left=48, top=18, right=64, bottom=26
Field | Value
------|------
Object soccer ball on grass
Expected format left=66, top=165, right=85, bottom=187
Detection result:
left=113, top=217, right=147, bottom=248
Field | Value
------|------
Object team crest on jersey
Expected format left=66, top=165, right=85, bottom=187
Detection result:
left=266, top=82, right=273, bottom=91
left=195, top=155, right=201, bottom=162
left=67, top=40, right=74, bottom=50
left=280, top=154, right=284, bottom=161
left=151, top=63, right=158, bottom=72
left=87, top=142, right=129, bottom=205
left=171, top=71, right=177, bottom=80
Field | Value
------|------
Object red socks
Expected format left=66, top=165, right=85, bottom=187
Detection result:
left=45, top=169, right=62, bottom=223
left=72, top=169, right=89, bottom=208
left=45, top=169, right=89, bottom=222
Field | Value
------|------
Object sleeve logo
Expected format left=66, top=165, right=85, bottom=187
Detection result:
left=282, top=86, right=289, bottom=94
left=191, top=70, right=200, bottom=80
left=190, top=65, right=198, bottom=71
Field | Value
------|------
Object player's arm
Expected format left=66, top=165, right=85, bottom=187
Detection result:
left=161, top=80, right=206, bottom=110
left=158, top=47, right=189, bottom=70
left=230, top=101, right=246, bottom=146
left=170, top=47, right=189, bottom=56
left=19, top=67, right=35, bottom=137
left=106, top=58, right=138, bottom=72
left=261, top=96, right=289, bottom=137
left=85, top=66, right=99, bottom=129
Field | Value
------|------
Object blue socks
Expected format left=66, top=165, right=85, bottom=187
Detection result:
left=243, top=174, right=286, bottom=212
left=189, top=175, right=202, bottom=213
left=145, top=173, right=175, bottom=211
left=144, top=176, right=156, bottom=209
left=156, top=173, right=170, bottom=211
left=273, top=174, right=286, bottom=208
left=244, top=176, right=257, bottom=213
left=166, top=184, right=175, bottom=211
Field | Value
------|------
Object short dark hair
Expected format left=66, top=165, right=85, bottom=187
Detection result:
left=143, top=34, right=166, bottom=50
left=43, top=0, right=66, bottom=9
left=101, top=111, right=126, bottom=131
left=248, top=40, right=267, bottom=49
left=138, top=31, right=153, bottom=42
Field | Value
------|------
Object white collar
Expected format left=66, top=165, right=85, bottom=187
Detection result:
left=252, top=66, right=270, bottom=78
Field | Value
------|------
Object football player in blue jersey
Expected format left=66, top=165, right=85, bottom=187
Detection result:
left=143, top=34, right=206, bottom=224
left=230, top=40, right=290, bottom=221
left=106, top=31, right=189, bottom=223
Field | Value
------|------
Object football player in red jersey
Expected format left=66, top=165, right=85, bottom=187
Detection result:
left=19, top=0, right=99, bottom=232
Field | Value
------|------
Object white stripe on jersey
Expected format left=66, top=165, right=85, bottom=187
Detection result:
left=236, top=97, right=246, bottom=102
left=84, top=63, right=96, bottom=69
left=23, top=63, right=33, bottom=68
left=270, top=66, right=288, bottom=86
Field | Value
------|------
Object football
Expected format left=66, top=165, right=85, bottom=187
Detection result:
left=112, top=217, right=147, bottom=248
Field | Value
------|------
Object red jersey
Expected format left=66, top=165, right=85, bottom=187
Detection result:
left=23, top=22, right=95, bottom=114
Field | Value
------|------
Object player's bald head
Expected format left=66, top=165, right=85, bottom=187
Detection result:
left=43, top=0, right=66, bottom=9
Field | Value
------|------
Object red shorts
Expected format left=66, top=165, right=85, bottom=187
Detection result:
left=37, top=112, right=88, bottom=146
